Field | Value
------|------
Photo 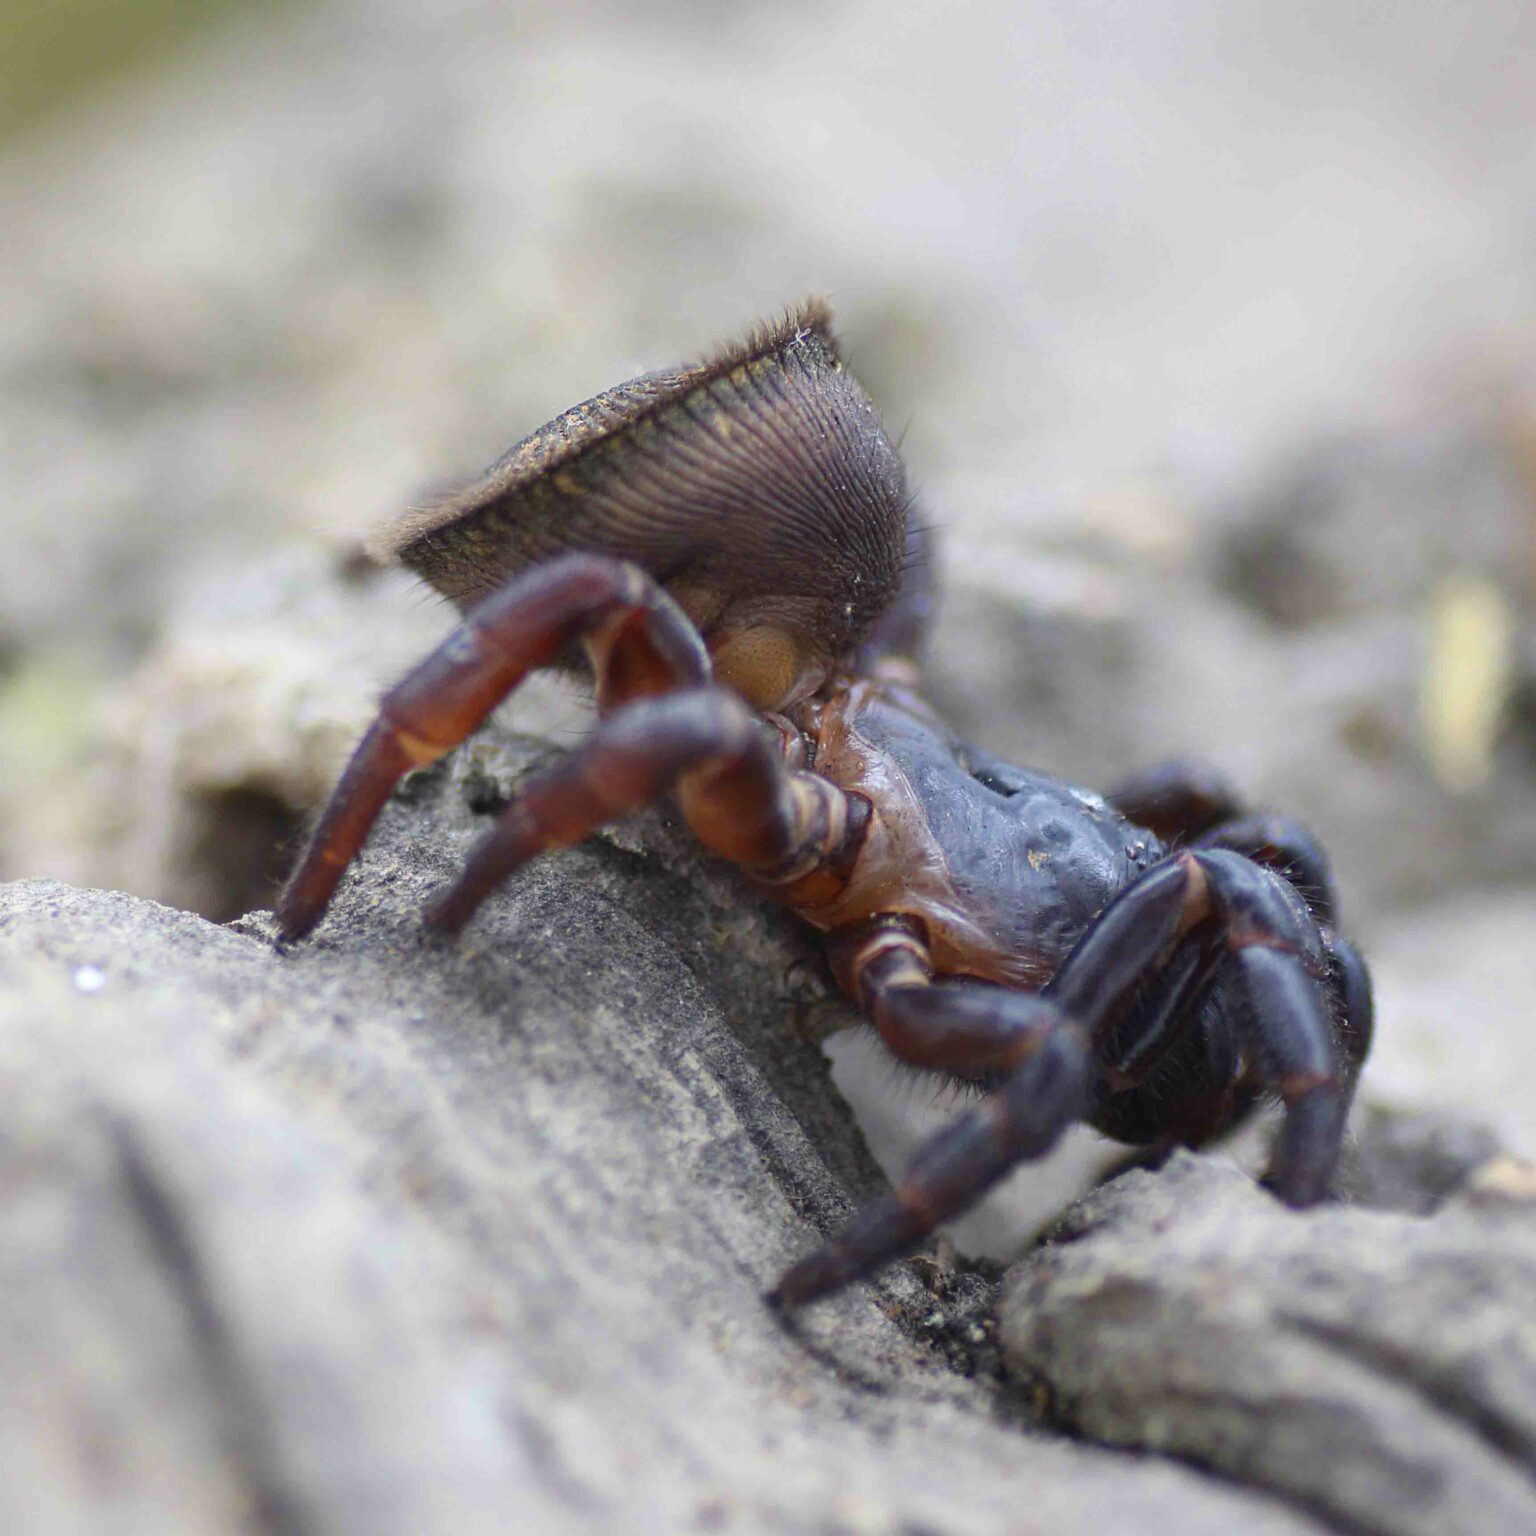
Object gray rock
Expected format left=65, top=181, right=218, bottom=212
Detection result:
left=1000, top=1152, right=1536, bottom=1536
left=0, top=746, right=1321, bottom=1536
left=1341, top=1102, right=1506, bottom=1215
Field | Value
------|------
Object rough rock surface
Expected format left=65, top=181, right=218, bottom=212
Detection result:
left=1000, top=1153, right=1536, bottom=1536
left=2, top=746, right=1326, bottom=1536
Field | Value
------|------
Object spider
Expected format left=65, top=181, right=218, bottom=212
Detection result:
left=276, top=300, right=1373, bottom=1310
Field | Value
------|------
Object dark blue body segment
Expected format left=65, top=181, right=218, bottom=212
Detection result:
left=835, top=692, right=1165, bottom=982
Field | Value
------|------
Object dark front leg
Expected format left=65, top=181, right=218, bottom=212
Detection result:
left=1053, top=847, right=1349, bottom=1202
left=1327, top=932, right=1374, bottom=1076
left=1191, top=849, right=1349, bottom=1204
left=1194, top=813, right=1338, bottom=925
left=1192, top=821, right=1369, bottom=1074
left=1105, top=759, right=1244, bottom=842
left=1110, top=766, right=1343, bottom=925
left=772, top=860, right=1217, bottom=1310
left=1094, top=930, right=1225, bottom=1089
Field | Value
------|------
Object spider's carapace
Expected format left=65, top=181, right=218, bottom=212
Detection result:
left=277, top=302, right=1372, bottom=1309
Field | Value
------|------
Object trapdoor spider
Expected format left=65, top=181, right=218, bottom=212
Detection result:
left=278, top=301, right=1372, bottom=1309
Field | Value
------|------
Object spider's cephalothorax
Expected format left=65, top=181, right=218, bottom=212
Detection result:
left=277, top=300, right=1373, bottom=1309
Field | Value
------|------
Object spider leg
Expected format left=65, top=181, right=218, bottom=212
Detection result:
left=778, top=891, right=1233, bottom=1308
left=1110, top=765, right=1343, bottom=927
left=1183, top=850, right=1347, bottom=1204
left=1096, top=928, right=1224, bottom=1088
left=1086, top=931, right=1247, bottom=1185
left=1088, top=856, right=1368, bottom=1175
left=825, top=919, right=1082, bottom=1081
left=1325, top=931, right=1374, bottom=1077
left=1104, top=759, right=1244, bottom=841
left=1048, top=848, right=1348, bottom=1203
left=1160, top=812, right=1369, bottom=1098
left=1124, top=800, right=1364, bottom=1105
left=1191, top=820, right=1370, bottom=1072
left=771, top=861, right=1215, bottom=1309
left=1046, top=848, right=1350, bottom=1208
left=425, top=686, right=856, bottom=934
left=1089, top=926, right=1256, bottom=1150
left=276, top=553, right=709, bottom=941
left=767, top=935, right=1091, bottom=1311
left=774, top=845, right=1350, bottom=1309
left=1193, top=813, right=1337, bottom=925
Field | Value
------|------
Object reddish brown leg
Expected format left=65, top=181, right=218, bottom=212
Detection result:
left=770, top=921, right=1090, bottom=1309
left=276, top=553, right=709, bottom=941
left=425, top=687, right=857, bottom=934
left=827, top=920, right=1077, bottom=1081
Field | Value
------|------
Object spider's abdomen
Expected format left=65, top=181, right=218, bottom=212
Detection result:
left=789, top=682, right=1164, bottom=987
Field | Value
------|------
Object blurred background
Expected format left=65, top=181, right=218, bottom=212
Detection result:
left=4, top=0, right=1535, bottom=1248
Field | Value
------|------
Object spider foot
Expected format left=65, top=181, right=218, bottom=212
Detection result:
left=770, top=1027, right=1089, bottom=1310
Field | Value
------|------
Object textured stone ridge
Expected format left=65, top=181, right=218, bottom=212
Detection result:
left=0, top=742, right=1320, bottom=1536
left=1000, top=1152, right=1536, bottom=1536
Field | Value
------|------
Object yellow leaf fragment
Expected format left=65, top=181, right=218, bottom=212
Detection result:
left=1420, top=572, right=1516, bottom=793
